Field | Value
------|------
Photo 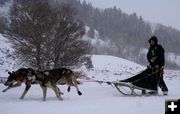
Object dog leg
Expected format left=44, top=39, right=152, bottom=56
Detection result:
left=2, top=86, right=12, bottom=92
left=72, top=80, right=82, bottom=96
left=2, top=83, right=21, bottom=92
left=67, top=74, right=82, bottom=95
left=75, top=85, right=82, bottom=96
left=60, top=91, right=64, bottom=95
left=69, top=82, right=82, bottom=95
left=67, top=86, right=71, bottom=92
left=52, top=85, right=63, bottom=100
left=56, top=86, right=63, bottom=100
left=40, top=85, right=47, bottom=101
left=20, top=85, right=31, bottom=99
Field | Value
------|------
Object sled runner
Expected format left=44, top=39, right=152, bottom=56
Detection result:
left=111, top=81, right=157, bottom=96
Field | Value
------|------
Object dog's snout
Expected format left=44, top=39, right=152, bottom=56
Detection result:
left=4, top=82, right=8, bottom=86
left=4, top=81, right=12, bottom=86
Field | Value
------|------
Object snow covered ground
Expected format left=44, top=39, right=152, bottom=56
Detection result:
left=0, top=55, right=180, bottom=114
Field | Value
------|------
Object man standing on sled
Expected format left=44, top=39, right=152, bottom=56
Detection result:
left=147, top=36, right=168, bottom=95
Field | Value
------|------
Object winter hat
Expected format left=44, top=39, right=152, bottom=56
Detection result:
left=148, top=36, right=158, bottom=44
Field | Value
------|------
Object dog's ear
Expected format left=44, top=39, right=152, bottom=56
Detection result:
left=8, top=72, right=12, bottom=75
left=12, top=71, right=16, bottom=74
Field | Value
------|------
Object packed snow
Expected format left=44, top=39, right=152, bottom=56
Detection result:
left=0, top=55, right=180, bottom=114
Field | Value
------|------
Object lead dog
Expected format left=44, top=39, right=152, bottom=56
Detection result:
left=3, top=68, right=82, bottom=101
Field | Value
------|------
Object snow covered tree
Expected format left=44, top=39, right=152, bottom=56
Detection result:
left=6, top=0, right=89, bottom=70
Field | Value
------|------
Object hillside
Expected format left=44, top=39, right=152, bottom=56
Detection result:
left=80, top=55, right=180, bottom=87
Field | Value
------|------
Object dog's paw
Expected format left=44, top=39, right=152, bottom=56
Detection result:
left=19, top=97, right=23, bottom=100
left=67, top=87, right=71, bottom=92
left=2, top=89, right=6, bottom=92
left=2, top=87, right=9, bottom=92
left=58, top=97, right=63, bottom=101
left=78, top=91, right=82, bottom=96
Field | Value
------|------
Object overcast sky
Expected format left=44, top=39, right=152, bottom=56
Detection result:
left=84, top=0, right=180, bottom=30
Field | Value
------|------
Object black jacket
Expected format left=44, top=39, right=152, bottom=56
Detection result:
left=147, top=44, right=165, bottom=67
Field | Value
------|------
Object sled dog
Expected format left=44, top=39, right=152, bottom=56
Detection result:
left=3, top=68, right=82, bottom=101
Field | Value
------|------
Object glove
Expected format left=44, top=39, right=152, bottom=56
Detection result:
left=155, top=65, right=160, bottom=69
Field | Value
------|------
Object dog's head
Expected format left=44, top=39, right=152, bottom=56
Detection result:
left=4, top=71, right=18, bottom=86
left=4, top=68, right=36, bottom=86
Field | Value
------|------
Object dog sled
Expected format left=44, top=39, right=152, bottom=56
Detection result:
left=104, top=67, right=160, bottom=96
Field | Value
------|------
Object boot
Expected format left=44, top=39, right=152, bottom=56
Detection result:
left=142, top=90, right=146, bottom=95
left=163, top=91, right=168, bottom=96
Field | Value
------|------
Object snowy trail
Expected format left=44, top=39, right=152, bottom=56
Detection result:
left=0, top=78, right=180, bottom=114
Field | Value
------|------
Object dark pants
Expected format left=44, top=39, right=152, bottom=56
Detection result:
left=142, top=73, right=168, bottom=95
left=158, top=76, right=168, bottom=92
